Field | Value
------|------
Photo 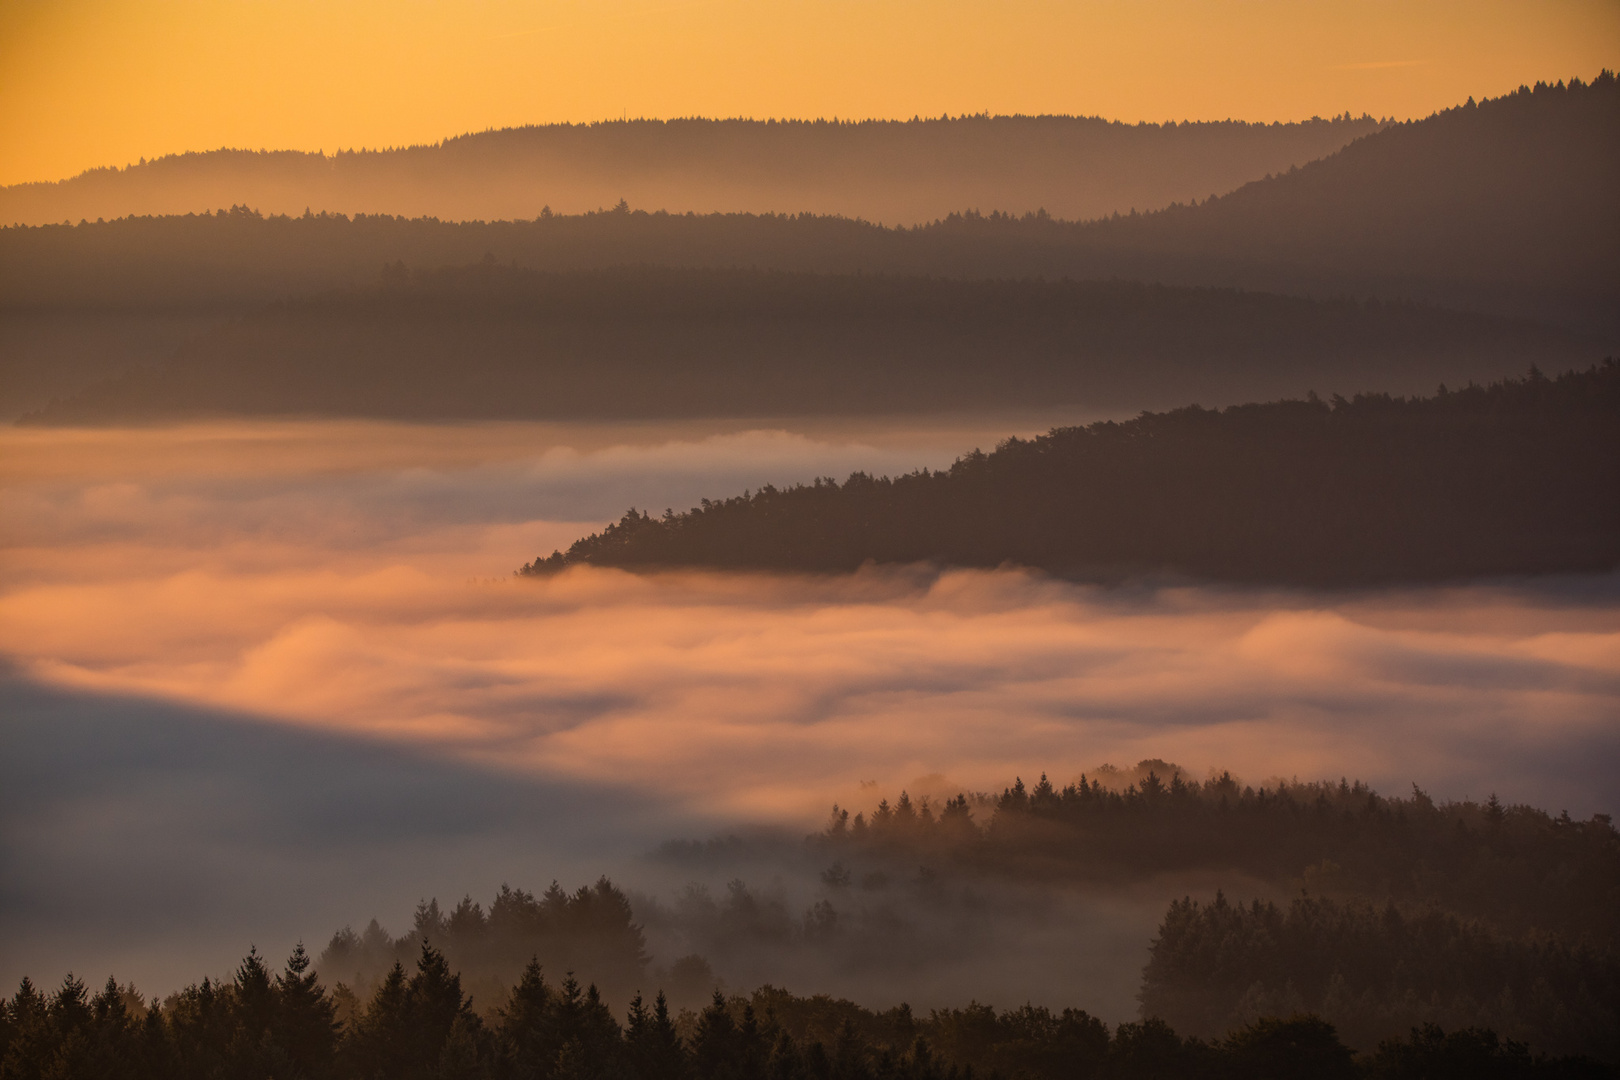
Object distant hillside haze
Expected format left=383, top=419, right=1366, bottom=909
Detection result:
left=19, top=267, right=1594, bottom=426
left=3, top=76, right=1614, bottom=420
left=0, top=114, right=1382, bottom=228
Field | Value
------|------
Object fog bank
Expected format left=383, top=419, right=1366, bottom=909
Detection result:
left=2, top=419, right=1615, bottom=1001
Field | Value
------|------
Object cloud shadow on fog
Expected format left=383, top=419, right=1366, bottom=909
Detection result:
left=0, top=664, right=700, bottom=997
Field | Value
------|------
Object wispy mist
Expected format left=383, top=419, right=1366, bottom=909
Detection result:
left=3, top=419, right=1615, bottom=1001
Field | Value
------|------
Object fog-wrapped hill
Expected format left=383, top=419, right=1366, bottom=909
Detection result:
left=524, top=364, right=1620, bottom=586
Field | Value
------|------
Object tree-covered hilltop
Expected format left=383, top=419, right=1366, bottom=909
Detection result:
left=23, top=265, right=1580, bottom=425
left=1142, top=893, right=1617, bottom=1061
left=801, top=769, right=1620, bottom=1059
left=4, top=946, right=1612, bottom=1078
left=522, top=363, right=1620, bottom=586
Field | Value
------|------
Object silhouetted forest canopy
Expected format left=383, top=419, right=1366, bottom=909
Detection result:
left=521, top=363, right=1620, bottom=586
left=0, top=111, right=1383, bottom=227
left=16, top=265, right=1591, bottom=425
left=6, top=945, right=1613, bottom=1078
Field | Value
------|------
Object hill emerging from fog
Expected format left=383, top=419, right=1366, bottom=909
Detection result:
left=0, top=113, right=1381, bottom=228
left=523, top=364, right=1620, bottom=586
left=19, top=266, right=1593, bottom=425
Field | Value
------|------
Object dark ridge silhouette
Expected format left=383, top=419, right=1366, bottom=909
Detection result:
left=22, top=949, right=1604, bottom=1079
left=2, top=77, right=1612, bottom=417
left=520, top=363, right=1620, bottom=586
left=4, top=936, right=1613, bottom=1074
left=18, top=265, right=1593, bottom=426
left=3, top=76, right=1612, bottom=322
left=1072, top=73, right=1620, bottom=337
left=0, top=113, right=1382, bottom=227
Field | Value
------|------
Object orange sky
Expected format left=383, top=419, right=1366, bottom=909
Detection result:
left=1, top=0, right=1617, bottom=187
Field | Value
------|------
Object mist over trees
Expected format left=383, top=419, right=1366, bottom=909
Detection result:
left=303, top=766, right=1617, bottom=1065
left=22, top=265, right=1589, bottom=426
left=808, top=767, right=1619, bottom=1058
left=6, top=759, right=1616, bottom=1075
left=521, top=363, right=1620, bottom=586
left=0, top=112, right=1383, bottom=228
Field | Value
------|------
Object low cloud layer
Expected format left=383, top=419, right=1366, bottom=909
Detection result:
left=3, top=419, right=1617, bottom=998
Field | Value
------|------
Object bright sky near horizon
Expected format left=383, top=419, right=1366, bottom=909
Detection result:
left=0, top=0, right=1617, bottom=186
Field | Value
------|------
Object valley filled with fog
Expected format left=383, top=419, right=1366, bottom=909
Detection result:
left=4, top=417, right=1614, bottom=1006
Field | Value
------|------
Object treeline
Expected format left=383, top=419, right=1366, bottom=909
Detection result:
left=5, top=945, right=1612, bottom=1079
left=522, top=363, right=1620, bottom=586
left=0, top=112, right=1380, bottom=227
left=1142, top=893, right=1618, bottom=1061
left=812, top=765, right=1620, bottom=945
left=316, top=879, right=652, bottom=1017
left=19, top=265, right=1587, bottom=425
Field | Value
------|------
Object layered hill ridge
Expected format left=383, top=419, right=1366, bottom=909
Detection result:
left=0, top=113, right=1381, bottom=228
left=3, top=76, right=1614, bottom=421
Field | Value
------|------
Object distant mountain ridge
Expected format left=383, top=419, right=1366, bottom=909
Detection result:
left=2, top=77, right=1614, bottom=420
left=0, top=113, right=1381, bottom=228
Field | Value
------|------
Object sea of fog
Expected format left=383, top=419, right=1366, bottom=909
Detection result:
left=2, top=417, right=1617, bottom=1011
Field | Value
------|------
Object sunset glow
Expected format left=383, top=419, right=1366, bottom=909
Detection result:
left=2, top=0, right=1616, bottom=185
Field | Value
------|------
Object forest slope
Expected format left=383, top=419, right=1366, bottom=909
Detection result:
left=0, top=113, right=1380, bottom=227
left=21, top=266, right=1592, bottom=425
left=522, top=364, right=1620, bottom=586
left=1073, top=74, right=1620, bottom=336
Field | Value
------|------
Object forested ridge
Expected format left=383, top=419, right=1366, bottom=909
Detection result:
left=0, top=112, right=1381, bottom=228
left=522, top=363, right=1620, bottom=586
left=4, top=76, right=1612, bottom=419
left=2, top=75, right=1610, bottom=326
